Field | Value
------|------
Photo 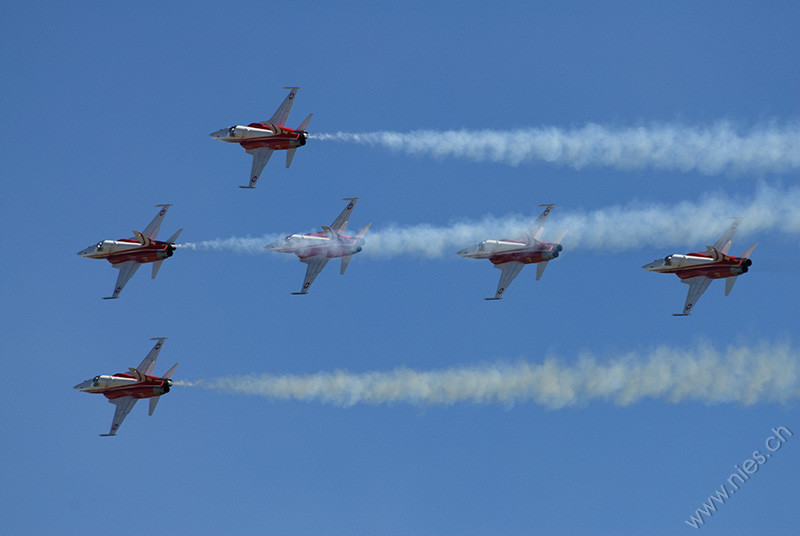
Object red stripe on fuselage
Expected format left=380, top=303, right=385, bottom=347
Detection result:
left=665, top=257, right=748, bottom=280
left=489, top=244, right=556, bottom=265
left=99, top=241, right=172, bottom=265
left=239, top=124, right=304, bottom=151
left=102, top=374, right=168, bottom=400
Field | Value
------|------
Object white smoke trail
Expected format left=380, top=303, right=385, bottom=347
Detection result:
left=178, top=184, right=800, bottom=257
left=313, top=121, right=800, bottom=175
left=177, top=234, right=282, bottom=254
left=184, top=341, right=799, bottom=409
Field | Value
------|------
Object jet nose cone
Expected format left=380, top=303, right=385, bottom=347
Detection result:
left=210, top=128, right=226, bottom=139
left=264, top=239, right=285, bottom=251
left=456, top=247, right=472, bottom=257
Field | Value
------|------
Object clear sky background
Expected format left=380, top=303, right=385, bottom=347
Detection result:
left=2, top=2, right=799, bottom=535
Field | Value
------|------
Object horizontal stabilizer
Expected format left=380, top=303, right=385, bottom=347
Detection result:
left=297, top=113, right=313, bottom=132
left=151, top=260, right=164, bottom=280
left=741, top=242, right=757, bottom=259
left=536, top=261, right=549, bottom=281
left=163, top=363, right=179, bottom=380
left=672, top=313, right=690, bottom=317
left=484, top=297, right=503, bottom=301
left=725, top=276, right=738, bottom=296
left=99, top=433, right=117, bottom=437
left=341, top=255, right=353, bottom=275
left=166, top=228, right=183, bottom=244
left=355, top=222, right=372, bottom=239
left=149, top=396, right=161, bottom=416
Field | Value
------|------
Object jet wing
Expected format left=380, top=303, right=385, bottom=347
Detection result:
left=521, top=204, right=556, bottom=243
left=676, top=276, right=713, bottom=315
left=712, top=219, right=741, bottom=254
left=487, top=261, right=525, bottom=300
left=136, top=338, right=167, bottom=376
left=267, top=87, right=300, bottom=127
left=141, top=205, right=172, bottom=240
left=105, top=261, right=141, bottom=299
left=293, top=256, right=329, bottom=294
left=330, top=198, right=359, bottom=234
left=101, top=397, right=137, bottom=436
left=243, top=147, right=274, bottom=188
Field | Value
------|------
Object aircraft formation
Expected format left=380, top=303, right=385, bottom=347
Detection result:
left=75, top=87, right=758, bottom=435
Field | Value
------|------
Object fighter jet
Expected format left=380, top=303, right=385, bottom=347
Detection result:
left=74, top=338, right=178, bottom=436
left=210, top=87, right=312, bottom=188
left=78, top=204, right=182, bottom=299
left=457, top=204, right=566, bottom=300
left=265, top=198, right=371, bottom=294
left=642, top=219, right=756, bottom=315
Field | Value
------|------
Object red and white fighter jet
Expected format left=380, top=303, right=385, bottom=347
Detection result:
left=265, top=198, right=371, bottom=294
left=210, top=87, right=313, bottom=188
left=642, top=219, right=756, bottom=315
left=78, top=204, right=182, bottom=299
left=457, top=204, right=567, bottom=300
left=74, top=338, right=178, bottom=436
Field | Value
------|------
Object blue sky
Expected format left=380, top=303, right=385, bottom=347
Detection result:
left=2, top=2, right=799, bottom=534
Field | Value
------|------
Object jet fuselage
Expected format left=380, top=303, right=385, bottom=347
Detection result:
left=266, top=232, right=364, bottom=260
left=78, top=238, right=176, bottom=265
left=74, top=373, right=172, bottom=400
left=210, top=123, right=308, bottom=151
left=457, top=239, right=562, bottom=265
left=642, top=252, right=751, bottom=280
